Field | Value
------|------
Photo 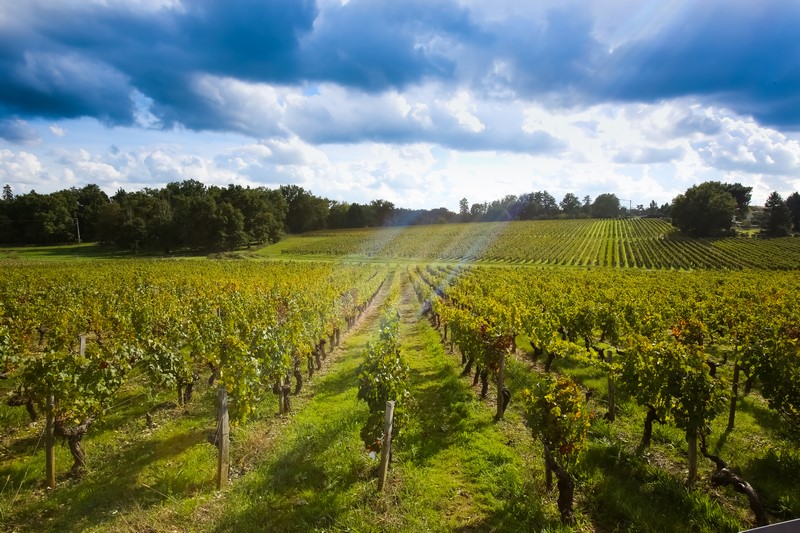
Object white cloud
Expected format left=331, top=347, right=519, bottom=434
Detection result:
left=2, top=92, right=799, bottom=210
left=49, top=124, right=66, bottom=137
left=446, top=91, right=485, bottom=133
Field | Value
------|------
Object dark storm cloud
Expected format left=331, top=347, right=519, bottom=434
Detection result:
left=596, top=1, right=800, bottom=127
left=1, top=0, right=799, bottom=141
left=0, top=118, right=39, bottom=143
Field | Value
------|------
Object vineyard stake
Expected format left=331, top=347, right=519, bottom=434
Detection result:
left=378, top=400, right=395, bottom=492
left=45, top=394, right=55, bottom=488
left=606, top=350, right=615, bottom=422
left=216, top=387, right=229, bottom=490
left=496, top=351, right=506, bottom=419
left=728, top=363, right=739, bottom=430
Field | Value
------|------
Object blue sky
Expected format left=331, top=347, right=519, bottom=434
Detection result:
left=1, top=0, right=799, bottom=209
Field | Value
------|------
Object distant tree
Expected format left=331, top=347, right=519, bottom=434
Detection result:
left=582, top=195, right=592, bottom=216
left=591, top=193, right=620, bottom=218
left=560, top=193, right=581, bottom=217
left=786, top=192, right=800, bottom=232
left=470, top=202, right=487, bottom=220
left=369, top=199, right=395, bottom=227
left=646, top=200, right=659, bottom=216
left=723, top=183, right=753, bottom=220
left=459, top=197, right=470, bottom=222
left=0, top=185, right=12, bottom=241
left=74, top=184, right=110, bottom=242
left=345, top=203, right=368, bottom=228
left=279, top=185, right=330, bottom=233
left=485, top=196, right=514, bottom=221
left=671, top=181, right=736, bottom=237
left=762, top=191, right=792, bottom=237
left=327, top=201, right=350, bottom=229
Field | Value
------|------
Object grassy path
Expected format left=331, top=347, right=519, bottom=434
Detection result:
left=380, top=273, right=557, bottom=532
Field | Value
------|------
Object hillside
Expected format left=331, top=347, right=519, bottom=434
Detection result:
left=265, top=218, right=800, bottom=270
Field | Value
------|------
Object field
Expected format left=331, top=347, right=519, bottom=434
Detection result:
left=1, top=220, right=799, bottom=532
left=269, top=218, right=800, bottom=270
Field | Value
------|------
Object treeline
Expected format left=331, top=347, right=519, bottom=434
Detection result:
left=1, top=181, right=669, bottom=251
left=455, top=192, right=669, bottom=222
left=0, top=181, right=286, bottom=252
left=670, top=181, right=800, bottom=237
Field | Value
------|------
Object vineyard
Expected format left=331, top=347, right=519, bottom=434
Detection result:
left=1, top=233, right=800, bottom=531
left=274, top=218, right=800, bottom=270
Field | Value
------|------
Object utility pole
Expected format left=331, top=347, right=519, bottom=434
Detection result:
left=74, top=201, right=82, bottom=244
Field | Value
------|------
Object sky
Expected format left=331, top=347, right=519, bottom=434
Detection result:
left=1, top=0, right=799, bottom=210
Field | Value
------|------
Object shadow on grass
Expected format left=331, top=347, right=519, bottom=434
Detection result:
left=213, top=406, right=368, bottom=533
left=736, top=395, right=787, bottom=436
left=403, top=364, right=491, bottom=466
left=577, top=442, right=742, bottom=533
left=6, top=429, right=209, bottom=532
left=743, top=449, right=800, bottom=520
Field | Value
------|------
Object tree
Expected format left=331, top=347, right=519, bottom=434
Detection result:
left=369, top=199, right=395, bottom=227
left=470, top=202, right=486, bottom=220
left=785, top=192, right=800, bottom=232
left=723, top=183, right=752, bottom=220
left=582, top=195, right=592, bottom=216
left=459, top=197, right=470, bottom=222
left=671, top=182, right=736, bottom=237
left=591, top=193, right=620, bottom=218
left=2, top=184, right=13, bottom=202
left=279, top=185, right=330, bottom=233
left=75, top=184, right=110, bottom=242
left=762, top=191, right=791, bottom=237
left=560, top=193, right=581, bottom=217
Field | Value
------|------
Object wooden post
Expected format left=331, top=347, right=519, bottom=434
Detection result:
left=496, top=351, right=506, bottom=419
left=606, top=350, right=615, bottom=422
left=544, top=444, right=553, bottom=491
left=687, top=429, right=697, bottom=485
left=45, top=394, right=56, bottom=488
left=378, top=400, right=395, bottom=492
left=216, top=387, right=229, bottom=490
left=727, top=363, right=739, bottom=431
left=79, top=334, right=86, bottom=356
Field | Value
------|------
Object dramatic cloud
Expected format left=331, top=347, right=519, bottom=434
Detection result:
left=0, top=119, right=39, bottom=143
left=0, top=0, right=799, bottom=209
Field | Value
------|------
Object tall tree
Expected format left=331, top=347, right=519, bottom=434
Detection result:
left=671, top=182, right=736, bottom=237
left=279, top=185, right=329, bottom=233
left=763, top=191, right=791, bottom=237
left=786, top=192, right=800, bottom=232
left=723, top=183, right=753, bottom=220
left=559, top=193, right=581, bottom=217
left=591, top=193, right=620, bottom=218
left=458, top=197, right=469, bottom=222
left=369, top=199, right=395, bottom=227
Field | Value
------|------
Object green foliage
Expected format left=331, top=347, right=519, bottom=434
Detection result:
left=521, top=376, right=591, bottom=468
left=356, top=308, right=410, bottom=449
left=591, top=193, right=620, bottom=218
left=752, top=333, right=800, bottom=430
left=763, top=191, right=792, bottom=237
left=671, top=181, right=737, bottom=237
